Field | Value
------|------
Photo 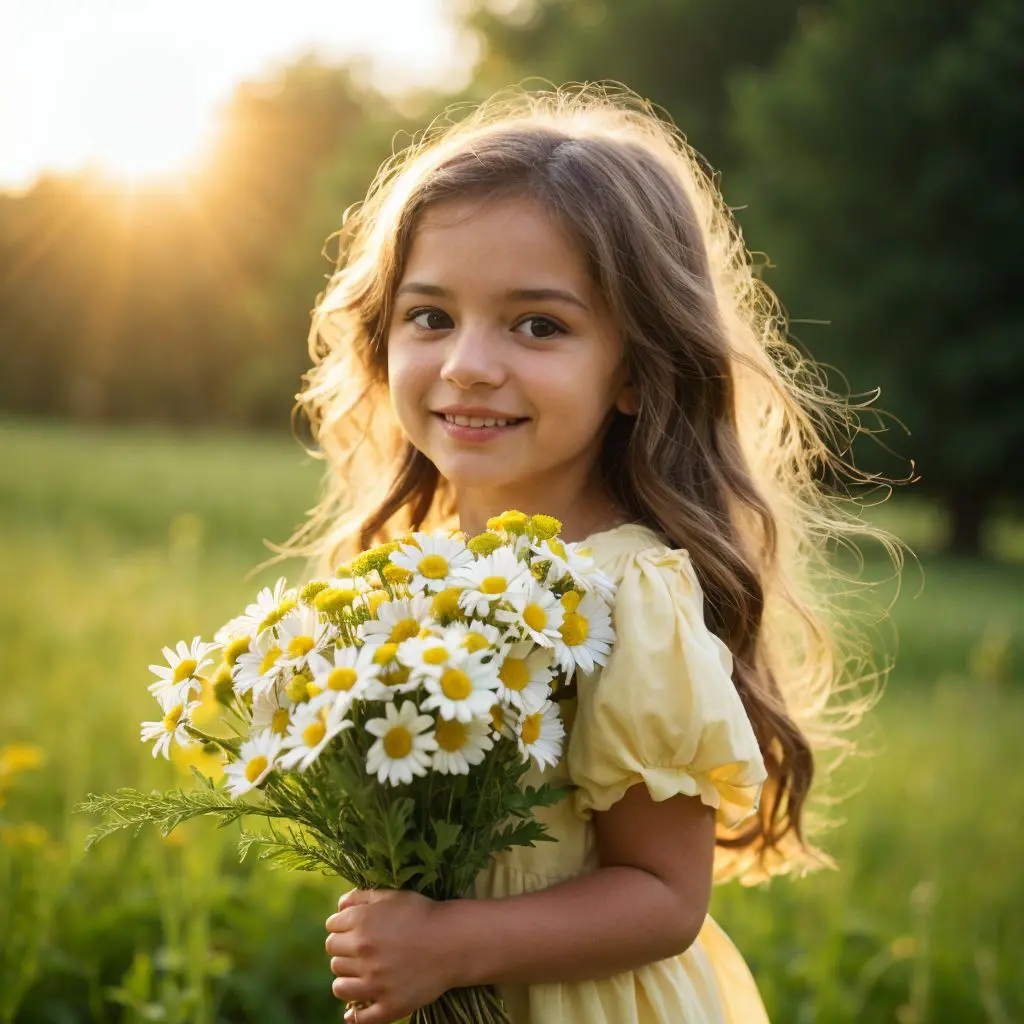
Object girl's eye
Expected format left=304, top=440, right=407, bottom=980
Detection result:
left=513, top=316, right=565, bottom=340
left=408, top=308, right=453, bottom=331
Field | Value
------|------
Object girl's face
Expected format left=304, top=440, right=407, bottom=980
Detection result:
left=386, top=195, right=636, bottom=525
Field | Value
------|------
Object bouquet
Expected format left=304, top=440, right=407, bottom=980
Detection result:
left=81, top=511, right=617, bottom=1023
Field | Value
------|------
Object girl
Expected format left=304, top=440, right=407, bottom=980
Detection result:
left=293, top=85, right=892, bottom=1023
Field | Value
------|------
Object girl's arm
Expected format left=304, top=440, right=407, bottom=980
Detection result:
left=442, top=783, right=716, bottom=987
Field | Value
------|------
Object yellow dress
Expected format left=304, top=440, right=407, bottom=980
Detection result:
left=473, top=523, right=771, bottom=1024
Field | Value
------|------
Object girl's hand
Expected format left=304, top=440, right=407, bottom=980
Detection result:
left=325, top=888, right=457, bottom=1024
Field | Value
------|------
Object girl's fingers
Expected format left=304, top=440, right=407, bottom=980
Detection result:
left=331, top=974, right=372, bottom=1004
left=343, top=999, right=393, bottom=1024
left=326, top=906, right=360, bottom=932
left=330, top=955, right=362, bottom=978
left=325, top=930, right=359, bottom=957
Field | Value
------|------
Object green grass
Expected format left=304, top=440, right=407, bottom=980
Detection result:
left=0, top=418, right=1021, bottom=1023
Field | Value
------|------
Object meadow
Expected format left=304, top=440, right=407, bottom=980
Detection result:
left=1, top=419, right=1021, bottom=1023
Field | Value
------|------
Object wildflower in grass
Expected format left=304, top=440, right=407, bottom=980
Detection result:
left=279, top=698, right=352, bottom=772
left=494, top=640, right=555, bottom=713
left=225, top=730, right=283, bottom=797
left=390, top=533, right=472, bottom=594
left=516, top=700, right=565, bottom=770
left=421, top=650, right=500, bottom=723
left=454, top=546, right=530, bottom=616
left=431, top=715, right=494, bottom=775
left=365, top=701, right=437, bottom=785
left=140, top=693, right=201, bottom=759
left=552, top=590, right=615, bottom=676
left=148, top=637, right=216, bottom=704
left=497, top=580, right=565, bottom=648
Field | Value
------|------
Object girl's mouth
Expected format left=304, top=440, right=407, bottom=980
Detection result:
left=434, top=412, right=529, bottom=441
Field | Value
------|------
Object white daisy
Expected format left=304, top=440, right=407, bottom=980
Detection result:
left=488, top=700, right=517, bottom=741
left=250, top=687, right=294, bottom=738
left=214, top=614, right=252, bottom=644
left=278, top=698, right=351, bottom=772
left=445, top=621, right=506, bottom=656
left=390, top=532, right=473, bottom=594
left=494, top=641, right=555, bottom=712
left=453, top=547, right=530, bottom=617
left=233, top=630, right=288, bottom=700
left=140, top=693, right=201, bottom=759
left=496, top=581, right=565, bottom=648
left=552, top=590, right=616, bottom=676
left=396, top=633, right=458, bottom=680
left=358, top=595, right=432, bottom=648
left=532, top=539, right=616, bottom=601
left=431, top=715, right=494, bottom=775
left=148, top=636, right=218, bottom=704
left=421, top=650, right=500, bottom=723
left=236, top=577, right=298, bottom=636
left=365, top=700, right=437, bottom=786
left=276, top=606, right=333, bottom=671
left=308, top=645, right=380, bottom=700
left=516, top=701, right=565, bottom=770
left=361, top=642, right=419, bottom=700
left=224, top=730, right=283, bottom=798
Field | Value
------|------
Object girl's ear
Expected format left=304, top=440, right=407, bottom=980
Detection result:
left=615, top=381, right=639, bottom=416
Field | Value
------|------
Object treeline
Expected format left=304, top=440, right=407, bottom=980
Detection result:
left=1, top=0, right=1021, bottom=551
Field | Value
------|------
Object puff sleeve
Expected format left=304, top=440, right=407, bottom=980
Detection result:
left=567, top=546, right=767, bottom=829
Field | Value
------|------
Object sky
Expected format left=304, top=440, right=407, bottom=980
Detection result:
left=1, top=0, right=474, bottom=189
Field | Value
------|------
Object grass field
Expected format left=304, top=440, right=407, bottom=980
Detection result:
left=1, top=419, right=1021, bottom=1023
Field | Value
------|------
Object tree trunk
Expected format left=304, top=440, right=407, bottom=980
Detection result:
left=946, top=489, right=987, bottom=557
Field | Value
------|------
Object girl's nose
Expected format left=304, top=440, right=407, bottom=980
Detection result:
left=440, top=328, right=507, bottom=390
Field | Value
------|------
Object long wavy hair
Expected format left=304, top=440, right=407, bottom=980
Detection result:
left=283, top=84, right=902, bottom=883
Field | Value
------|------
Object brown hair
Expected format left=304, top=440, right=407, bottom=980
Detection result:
left=284, top=84, right=902, bottom=882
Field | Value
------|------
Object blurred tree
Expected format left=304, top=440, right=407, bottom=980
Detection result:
left=462, top=0, right=835, bottom=180
left=734, top=0, right=1024, bottom=554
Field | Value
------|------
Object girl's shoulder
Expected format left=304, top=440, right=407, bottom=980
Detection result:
left=581, top=521, right=691, bottom=583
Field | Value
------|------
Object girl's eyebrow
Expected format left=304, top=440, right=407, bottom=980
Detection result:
left=395, top=281, right=590, bottom=312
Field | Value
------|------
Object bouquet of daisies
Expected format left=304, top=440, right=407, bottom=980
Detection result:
left=81, top=511, right=616, bottom=1023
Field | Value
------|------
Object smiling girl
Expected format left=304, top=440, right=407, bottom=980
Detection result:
left=287, top=84, right=891, bottom=1024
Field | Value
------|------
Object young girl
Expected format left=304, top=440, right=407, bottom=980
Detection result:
left=293, top=85, right=889, bottom=1024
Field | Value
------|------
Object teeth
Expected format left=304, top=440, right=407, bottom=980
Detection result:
left=445, top=415, right=518, bottom=428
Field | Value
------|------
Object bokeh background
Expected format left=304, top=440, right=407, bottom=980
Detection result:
left=1, top=1, right=1021, bottom=1021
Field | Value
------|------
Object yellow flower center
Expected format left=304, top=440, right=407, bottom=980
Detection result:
left=490, top=704, right=505, bottom=732
left=383, top=726, right=413, bottom=759
left=548, top=539, right=567, bottom=559
left=172, top=659, right=197, bottom=683
left=285, top=674, right=311, bottom=702
left=432, top=587, right=463, bottom=618
left=423, top=646, right=450, bottom=665
left=440, top=668, right=472, bottom=701
left=245, top=755, right=269, bottom=783
left=417, top=554, right=449, bottom=580
left=529, top=514, right=562, bottom=540
left=561, top=590, right=582, bottom=613
left=367, top=591, right=389, bottom=615
left=480, top=576, right=507, bottom=595
left=259, top=646, right=282, bottom=675
left=327, top=667, right=359, bottom=691
left=314, top=587, right=356, bottom=615
left=259, top=597, right=297, bottom=633
left=302, top=718, right=327, bottom=748
left=467, top=532, right=502, bottom=556
left=383, top=564, right=413, bottom=584
left=523, top=604, right=547, bottom=632
left=463, top=633, right=490, bottom=653
left=162, top=704, right=184, bottom=732
left=520, top=712, right=542, bottom=746
left=373, top=643, right=399, bottom=665
left=385, top=666, right=411, bottom=687
left=224, top=637, right=251, bottom=667
left=435, top=718, right=468, bottom=753
left=287, top=635, right=315, bottom=658
left=270, top=709, right=290, bottom=735
left=388, top=618, right=420, bottom=644
left=498, top=658, right=530, bottom=692
left=559, top=613, right=589, bottom=647
left=306, top=681, right=323, bottom=699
